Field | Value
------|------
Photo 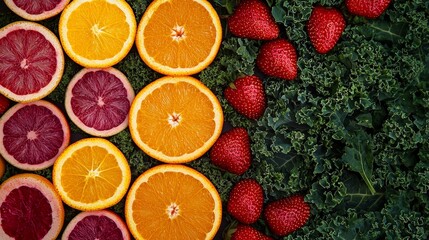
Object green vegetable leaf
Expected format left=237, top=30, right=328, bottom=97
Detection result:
left=338, top=172, right=385, bottom=211
left=341, top=132, right=376, bottom=195
left=357, top=21, right=408, bottom=43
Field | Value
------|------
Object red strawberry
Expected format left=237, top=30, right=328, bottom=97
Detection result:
left=231, top=224, right=273, bottom=240
left=209, top=127, right=251, bottom=175
left=0, top=94, right=10, bottom=116
left=264, top=195, right=310, bottom=236
left=307, top=6, right=346, bottom=54
left=346, top=0, right=391, bottom=19
left=224, top=75, right=266, bottom=119
left=256, top=39, right=298, bottom=80
left=228, top=0, right=279, bottom=40
left=227, top=179, right=264, bottom=224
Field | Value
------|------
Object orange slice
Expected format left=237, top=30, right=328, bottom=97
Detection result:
left=59, top=0, right=136, bottom=68
left=52, top=138, right=131, bottom=211
left=125, top=164, right=222, bottom=240
left=129, top=76, right=224, bottom=163
left=136, top=0, right=222, bottom=75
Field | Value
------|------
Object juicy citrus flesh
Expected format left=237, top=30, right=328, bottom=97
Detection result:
left=129, top=76, right=223, bottom=163
left=0, top=21, right=64, bottom=102
left=0, top=100, right=70, bottom=171
left=53, top=138, right=131, bottom=211
left=59, top=0, right=136, bottom=68
left=125, top=164, right=222, bottom=240
left=0, top=156, right=6, bottom=179
left=136, top=0, right=222, bottom=75
left=65, top=67, right=135, bottom=137
left=62, top=210, right=130, bottom=240
left=4, top=0, right=70, bottom=21
left=0, top=173, right=64, bottom=240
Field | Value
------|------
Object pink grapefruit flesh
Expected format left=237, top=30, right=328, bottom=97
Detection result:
left=0, top=100, right=70, bottom=171
left=62, top=210, right=130, bottom=240
left=0, top=173, right=65, bottom=240
left=4, top=0, right=70, bottom=21
left=0, top=21, right=64, bottom=102
left=65, top=67, right=135, bottom=137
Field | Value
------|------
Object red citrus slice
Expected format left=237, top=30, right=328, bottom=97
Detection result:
left=62, top=210, right=130, bottom=240
left=0, top=173, right=65, bottom=240
left=4, top=0, right=70, bottom=21
left=0, top=21, right=64, bottom=102
left=64, top=67, right=135, bottom=137
left=0, top=100, right=70, bottom=171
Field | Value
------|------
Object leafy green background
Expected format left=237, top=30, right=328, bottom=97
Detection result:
left=1, top=0, right=428, bottom=239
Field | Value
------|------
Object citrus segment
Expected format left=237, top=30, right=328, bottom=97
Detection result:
left=0, top=100, right=70, bottom=171
left=125, top=164, right=222, bottom=240
left=0, top=173, right=65, bottom=240
left=59, top=0, right=136, bottom=68
left=4, top=0, right=70, bottom=21
left=136, top=0, right=222, bottom=75
left=65, top=67, right=135, bottom=137
left=62, top=210, right=130, bottom=240
left=0, top=21, right=64, bottom=102
left=52, top=138, right=131, bottom=211
left=129, top=76, right=223, bottom=163
left=0, top=156, right=5, bottom=179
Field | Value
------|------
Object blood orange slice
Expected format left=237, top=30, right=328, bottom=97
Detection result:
left=0, top=100, right=70, bottom=171
left=0, top=173, right=65, bottom=240
left=65, top=67, right=135, bottom=137
left=62, top=210, right=130, bottom=240
left=4, top=0, right=70, bottom=21
left=0, top=21, right=64, bottom=102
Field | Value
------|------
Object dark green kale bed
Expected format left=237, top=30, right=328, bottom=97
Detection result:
left=0, top=0, right=428, bottom=239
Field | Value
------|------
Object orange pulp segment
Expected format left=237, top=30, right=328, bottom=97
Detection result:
left=52, top=138, right=131, bottom=211
left=59, top=0, right=136, bottom=68
left=129, top=76, right=224, bottom=163
left=136, top=0, right=222, bottom=75
left=125, top=164, right=222, bottom=240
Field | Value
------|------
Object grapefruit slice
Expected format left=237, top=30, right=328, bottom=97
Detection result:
left=0, top=21, right=64, bottom=102
left=0, top=173, right=65, bottom=240
left=62, top=210, right=130, bottom=240
left=4, top=0, right=70, bottom=21
left=0, top=100, right=70, bottom=171
left=65, top=67, right=135, bottom=137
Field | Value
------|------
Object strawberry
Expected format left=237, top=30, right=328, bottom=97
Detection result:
left=231, top=224, right=273, bottom=240
left=227, top=179, right=264, bottom=224
left=224, top=75, right=266, bottom=119
left=0, top=94, right=10, bottom=116
left=209, top=127, right=251, bottom=175
left=228, top=0, right=279, bottom=40
left=264, top=195, right=310, bottom=236
left=345, top=0, right=391, bottom=19
left=256, top=39, right=298, bottom=80
left=307, top=6, right=346, bottom=54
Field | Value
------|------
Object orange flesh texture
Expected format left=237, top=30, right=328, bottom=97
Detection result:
left=60, top=145, right=124, bottom=204
left=135, top=81, right=218, bottom=157
left=142, top=0, right=218, bottom=69
left=132, top=171, right=217, bottom=239
left=65, top=0, right=131, bottom=60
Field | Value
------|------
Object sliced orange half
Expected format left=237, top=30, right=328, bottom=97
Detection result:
left=52, top=138, right=131, bottom=211
left=136, top=0, right=222, bottom=75
left=59, top=0, right=136, bottom=68
left=125, top=164, right=222, bottom=240
left=129, top=76, right=224, bottom=163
